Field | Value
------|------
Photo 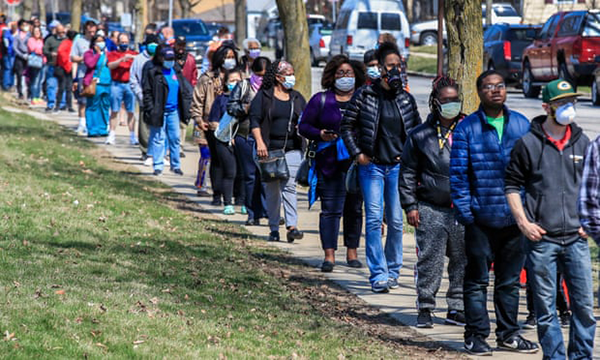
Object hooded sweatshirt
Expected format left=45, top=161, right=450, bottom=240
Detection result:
left=505, top=116, right=589, bottom=245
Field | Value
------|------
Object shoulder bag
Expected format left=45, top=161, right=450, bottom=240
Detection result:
left=258, top=98, right=294, bottom=183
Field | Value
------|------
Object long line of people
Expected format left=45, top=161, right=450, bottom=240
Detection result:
left=4, top=17, right=598, bottom=359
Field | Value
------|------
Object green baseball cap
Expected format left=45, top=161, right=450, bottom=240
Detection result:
left=542, top=79, right=582, bottom=103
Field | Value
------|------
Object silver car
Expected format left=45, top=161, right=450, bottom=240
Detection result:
left=309, top=23, right=332, bottom=67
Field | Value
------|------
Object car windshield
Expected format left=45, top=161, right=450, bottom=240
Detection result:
left=494, top=5, right=519, bottom=17
left=583, top=13, right=600, bottom=37
left=508, top=28, right=537, bottom=41
left=173, top=21, right=209, bottom=37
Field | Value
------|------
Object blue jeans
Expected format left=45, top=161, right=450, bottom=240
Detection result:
left=527, top=238, right=596, bottom=359
left=28, top=66, right=43, bottom=99
left=149, top=110, right=181, bottom=172
left=358, top=162, right=403, bottom=285
left=110, top=81, right=135, bottom=113
left=44, top=65, right=58, bottom=108
left=2, top=54, right=14, bottom=90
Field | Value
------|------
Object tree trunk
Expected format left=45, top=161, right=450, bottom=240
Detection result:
left=405, top=0, right=414, bottom=22
left=179, top=0, right=189, bottom=19
left=234, top=0, right=246, bottom=46
left=444, top=0, right=483, bottom=114
left=71, top=0, right=82, bottom=31
left=275, top=0, right=311, bottom=99
left=134, top=0, right=147, bottom=45
left=485, top=0, right=492, bottom=26
left=38, top=0, right=46, bottom=25
left=22, top=0, right=33, bottom=20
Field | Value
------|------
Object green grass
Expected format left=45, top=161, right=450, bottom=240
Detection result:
left=411, top=45, right=439, bottom=55
left=407, top=55, right=437, bottom=75
left=0, top=107, right=434, bottom=358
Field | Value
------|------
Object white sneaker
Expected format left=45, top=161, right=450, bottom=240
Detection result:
left=105, top=133, right=115, bottom=145
left=143, top=157, right=153, bottom=167
left=130, top=137, right=139, bottom=145
left=76, top=125, right=87, bottom=136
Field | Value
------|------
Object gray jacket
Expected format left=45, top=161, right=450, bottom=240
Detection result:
left=13, top=31, right=29, bottom=60
left=129, top=50, right=151, bottom=102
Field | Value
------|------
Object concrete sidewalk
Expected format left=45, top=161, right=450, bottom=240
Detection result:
left=7, top=103, right=599, bottom=360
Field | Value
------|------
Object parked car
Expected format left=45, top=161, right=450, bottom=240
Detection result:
left=521, top=10, right=600, bottom=98
left=410, top=3, right=521, bottom=46
left=309, top=23, right=333, bottom=66
left=592, top=62, right=600, bottom=105
left=329, top=0, right=411, bottom=62
left=483, top=24, right=540, bottom=84
left=170, top=19, right=213, bottom=66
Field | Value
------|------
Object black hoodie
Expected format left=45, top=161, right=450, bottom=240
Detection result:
left=505, top=116, right=589, bottom=245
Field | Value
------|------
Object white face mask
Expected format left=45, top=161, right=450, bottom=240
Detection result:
left=282, top=75, right=295, bottom=90
left=554, top=102, right=576, bottom=125
left=223, top=58, right=236, bottom=70
left=335, top=77, right=355, bottom=92
left=438, top=101, right=462, bottom=120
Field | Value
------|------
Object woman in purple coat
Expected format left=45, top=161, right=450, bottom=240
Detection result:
left=299, top=55, right=365, bottom=272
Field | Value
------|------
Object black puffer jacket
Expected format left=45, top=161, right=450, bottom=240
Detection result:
left=341, top=81, right=421, bottom=160
left=142, top=63, right=193, bottom=127
left=399, top=113, right=465, bottom=212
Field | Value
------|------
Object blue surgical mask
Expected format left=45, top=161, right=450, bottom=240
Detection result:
left=282, top=75, right=295, bottom=90
left=147, top=43, right=157, bottom=55
left=335, top=77, right=355, bottom=92
left=119, top=43, right=129, bottom=51
left=249, top=49, right=261, bottom=59
left=227, top=82, right=237, bottom=92
left=96, top=42, right=106, bottom=51
left=367, top=66, right=380, bottom=80
left=223, top=58, right=236, bottom=70
left=163, top=60, right=174, bottom=69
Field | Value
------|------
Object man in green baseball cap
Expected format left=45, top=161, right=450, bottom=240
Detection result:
left=505, top=78, right=595, bottom=359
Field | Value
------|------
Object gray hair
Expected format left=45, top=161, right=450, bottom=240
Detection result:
left=242, top=38, right=261, bottom=51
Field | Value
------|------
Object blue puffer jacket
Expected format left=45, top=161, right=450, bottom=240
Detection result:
left=450, top=105, right=530, bottom=228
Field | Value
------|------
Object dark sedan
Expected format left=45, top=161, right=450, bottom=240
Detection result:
left=483, top=24, right=540, bottom=84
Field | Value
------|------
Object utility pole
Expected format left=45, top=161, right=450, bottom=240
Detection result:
left=168, top=0, right=173, bottom=28
left=437, top=0, right=444, bottom=77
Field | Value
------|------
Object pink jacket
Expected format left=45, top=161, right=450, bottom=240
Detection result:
left=26, top=37, right=45, bottom=62
left=83, top=50, right=100, bottom=87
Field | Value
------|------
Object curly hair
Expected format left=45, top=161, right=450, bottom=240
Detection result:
left=251, top=56, right=271, bottom=74
left=212, top=44, right=238, bottom=76
left=260, top=60, right=281, bottom=91
left=375, top=41, right=400, bottom=65
left=429, top=75, right=460, bottom=115
left=321, top=54, right=366, bottom=90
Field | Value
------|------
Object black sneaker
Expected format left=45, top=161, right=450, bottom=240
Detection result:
left=210, top=198, right=222, bottom=206
left=279, top=217, right=285, bottom=226
left=417, top=309, right=433, bottom=328
left=286, top=228, right=303, bottom=243
left=268, top=231, right=280, bottom=242
left=172, top=168, right=184, bottom=176
left=371, top=281, right=389, bottom=293
left=497, top=335, right=539, bottom=354
left=196, top=189, right=211, bottom=197
left=321, top=261, right=334, bottom=273
left=153, top=169, right=162, bottom=176
left=464, top=336, right=493, bottom=356
left=522, top=314, right=537, bottom=329
left=560, top=311, right=570, bottom=328
left=180, top=151, right=186, bottom=158
left=68, top=108, right=76, bottom=113
left=45, top=107, right=53, bottom=113
left=445, top=310, right=466, bottom=326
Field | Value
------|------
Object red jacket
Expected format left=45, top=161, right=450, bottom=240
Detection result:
left=56, top=39, right=73, bottom=73
left=180, top=53, right=198, bottom=87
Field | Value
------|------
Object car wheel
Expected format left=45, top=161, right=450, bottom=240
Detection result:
left=558, top=62, right=577, bottom=91
left=593, top=77, right=600, bottom=106
left=522, top=62, right=541, bottom=98
left=420, top=31, right=437, bottom=46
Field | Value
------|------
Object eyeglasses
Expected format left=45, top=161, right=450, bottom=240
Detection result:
left=481, top=83, right=506, bottom=91
left=335, top=70, right=355, bottom=77
left=551, top=98, right=577, bottom=107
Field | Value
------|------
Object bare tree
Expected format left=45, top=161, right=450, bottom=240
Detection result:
left=134, top=0, right=147, bottom=45
left=275, top=0, right=312, bottom=99
left=37, top=0, right=45, bottom=26
left=71, top=0, right=82, bottom=31
left=178, top=0, right=201, bottom=19
left=444, top=0, right=483, bottom=113
left=234, top=0, right=246, bottom=46
left=22, top=0, right=33, bottom=20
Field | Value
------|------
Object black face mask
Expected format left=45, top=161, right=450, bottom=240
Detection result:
left=176, top=51, right=186, bottom=60
left=384, top=66, right=402, bottom=90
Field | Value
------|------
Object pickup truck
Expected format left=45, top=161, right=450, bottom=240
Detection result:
left=521, top=10, right=600, bottom=98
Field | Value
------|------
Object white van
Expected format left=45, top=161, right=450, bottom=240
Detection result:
left=329, top=0, right=410, bottom=62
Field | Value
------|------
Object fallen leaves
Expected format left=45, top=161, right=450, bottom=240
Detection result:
left=54, top=289, right=66, bottom=295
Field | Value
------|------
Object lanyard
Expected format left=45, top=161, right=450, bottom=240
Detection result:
left=436, top=119, right=458, bottom=151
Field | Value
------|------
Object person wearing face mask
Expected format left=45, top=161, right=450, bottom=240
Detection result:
left=399, top=76, right=467, bottom=328
left=240, top=38, right=261, bottom=78
left=299, top=55, right=365, bottom=272
left=13, top=19, right=31, bottom=100
left=208, top=69, right=243, bottom=215
left=506, top=79, right=594, bottom=359
left=105, top=33, right=138, bottom=145
left=142, top=45, right=193, bottom=176
left=250, top=60, right=307, bottom=243
left=82, top=34, right=112, bottom=137
left=130, top=34, right=159, bottom=164
left=54, top=30, right=77, bottom=114
left=174, top=36, right=198, bottom=159
left=71, top=21, right=98, bottom=136
left=42, top=23, right=65, bottom=112
left=191, top=44, right=239, bottom=205
left=363, top=50, right=380, bottom=85
left=227, top=56, right=271, bottom=226
left=341, top=42, right=421, bottom=294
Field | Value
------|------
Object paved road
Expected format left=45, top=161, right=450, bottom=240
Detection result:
left=311, top=67, right=600, bottom=139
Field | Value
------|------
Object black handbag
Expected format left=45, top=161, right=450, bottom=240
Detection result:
left=258, top=101, right=294, bottom=183
left=295, top=141, right=316, bottom=187
left=345, top=161, right=360, bottom=194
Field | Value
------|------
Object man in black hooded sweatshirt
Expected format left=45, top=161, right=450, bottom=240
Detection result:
left=505, top=79, right=595, bottom=359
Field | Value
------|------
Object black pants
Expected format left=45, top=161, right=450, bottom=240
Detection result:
left=13, top=56, right=26, bottom=98
left=214, top=140, right=236, bottom=206
left=205, top=130, right=223, bottom=202
left=54, top=66, right=72, bottom=110
left=234, top=135, right=266, bottom=221
left=316, top=169, right=363, bottom=250
left=463, top=223, right=525, bottom=341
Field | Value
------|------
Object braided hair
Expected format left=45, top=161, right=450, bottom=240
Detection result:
left=428, top=75, right=459, bottom=116
left=260, top=59, right=281, bottom=91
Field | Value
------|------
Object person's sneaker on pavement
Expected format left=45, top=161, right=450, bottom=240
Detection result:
left=172, top=168, right=184, bottom=176
left=268, top=231, right=280, bottom=242
left=105, top=131, right=116, bottom=145
left=417, top=309, right=433, bottom=328
left=522, top=313, right=537, bottom=329
left=387, top=277, right=399, bottom=289
left=286, top=228, right=303, bottom=243
left=560, top=311, right=570, bottom=328
left=76, top=124, right=88, bottom=136
left=445, top=310, right=466, bottom=326
left=496, top=335, right=539, bottom=353
left=153, top=169, right=162, bottom=176
left=371, top=281, right=389, bottom=293
left=223, top=205, right=235, bottom=215
left=143, top=156, right=153, bottom=167
left=465, top=336, right=492, bottom=356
